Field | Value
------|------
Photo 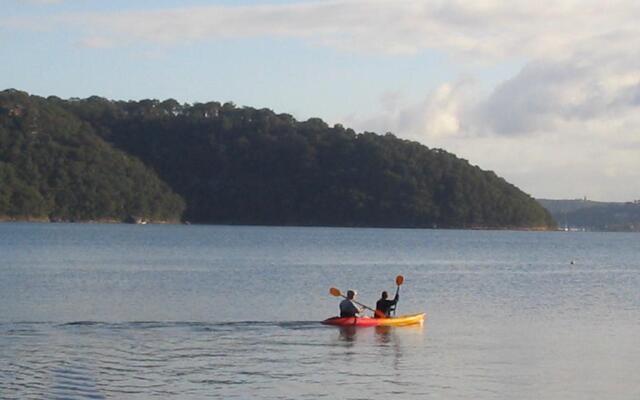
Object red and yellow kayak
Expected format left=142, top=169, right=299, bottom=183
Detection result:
left=322, top=313, right=425, bottom=327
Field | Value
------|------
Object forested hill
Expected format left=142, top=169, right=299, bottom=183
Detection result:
left=1, top=89, right=555, bottom=229
left=538, top=199, right=640, bottom=231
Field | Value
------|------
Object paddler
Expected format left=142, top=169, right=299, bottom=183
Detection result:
left=339, top=290, right=362, bottom=317
left=374, top=290, right=399, bottom=318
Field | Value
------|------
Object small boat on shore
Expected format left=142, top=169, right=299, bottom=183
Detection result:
left=322, top=313, right=425, bottom=327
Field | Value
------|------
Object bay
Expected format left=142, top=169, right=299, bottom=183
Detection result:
left=1, top=223, right=639, bottom=399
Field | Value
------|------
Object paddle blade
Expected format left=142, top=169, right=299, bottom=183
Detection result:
left=329, top=287, right=342, bottom=297
left=396, top=275, right=404, bottom=285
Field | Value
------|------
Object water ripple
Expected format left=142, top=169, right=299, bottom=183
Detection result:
left=5, top=320, right=423, bottom=399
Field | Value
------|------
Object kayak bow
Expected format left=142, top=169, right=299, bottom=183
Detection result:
left=322, top=313, right=425, bottom=327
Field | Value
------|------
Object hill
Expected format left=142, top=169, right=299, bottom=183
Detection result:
left=538, top=198, right=640, bottom=231
left=1, top=89, right=555, bottom=229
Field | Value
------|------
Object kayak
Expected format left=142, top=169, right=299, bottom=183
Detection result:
left=322, top=313, right=425, bottom=327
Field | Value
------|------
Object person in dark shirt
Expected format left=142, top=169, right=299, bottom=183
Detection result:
left=339, top=290, right=362, bottom=318
left=375, top=290, right=399, bottom=318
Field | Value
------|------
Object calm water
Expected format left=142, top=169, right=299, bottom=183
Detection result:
left=1, top=223, right=639, bottom=399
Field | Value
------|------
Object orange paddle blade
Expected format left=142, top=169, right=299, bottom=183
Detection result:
left=329, top=287, right=342, bottom=297
left=396, top=275, right=404, bottom=285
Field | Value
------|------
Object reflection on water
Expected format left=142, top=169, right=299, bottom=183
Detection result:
left=335, top=323, right=425, bottom=345
left=338, top=326, right=358, bottom=342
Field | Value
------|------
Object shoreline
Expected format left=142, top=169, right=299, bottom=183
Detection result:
left=0, top=216, right=562, bottom=231
left=0, top=216, right=179, bottom=225
left=3, top=220, right=636, bottom=232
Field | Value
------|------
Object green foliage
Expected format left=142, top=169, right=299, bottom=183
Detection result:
left=0, top=89, right=555, bottom=228
left=0, top=90, right=184, bottom=222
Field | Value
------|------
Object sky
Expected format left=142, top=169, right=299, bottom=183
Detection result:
left=2, top=0, right=640, bottom=201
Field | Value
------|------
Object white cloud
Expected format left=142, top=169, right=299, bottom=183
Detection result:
left=344, top=60, right=640, bottom=200
left=348, top=81, right=478, bottom=140
left=343, top=42, right=640, bottom=200
left=77, top=36, right=115, bottom=49
left=17, top=0, right=65, bottom=4
left=3, top=1, right=638, bottom=58
left=476, top=53, right=640, bottom=135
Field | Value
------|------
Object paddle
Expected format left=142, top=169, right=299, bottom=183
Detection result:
left=329, top=287, right=377, bottom=315
left=391, top=275, right=404, bottom=316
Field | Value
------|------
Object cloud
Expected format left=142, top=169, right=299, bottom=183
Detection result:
left=77, top=36, right=115, bottom=49
left=339, top=8, right=640, bottom=201
left=348, top=46, right=640, bottom=139
left=344, top=56, right=640, bottom=200
left=477, top=53, right=640, bottom=135
left=349, top=81, right=478, bottom=140
left=17, top=0, right=65, bottom=4
left=4, top=1, right=638, bottom=58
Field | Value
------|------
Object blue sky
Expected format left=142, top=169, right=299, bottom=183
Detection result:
left=3, top=1, right=464, bottom=118
left=3, top=0, right=640, bottom=201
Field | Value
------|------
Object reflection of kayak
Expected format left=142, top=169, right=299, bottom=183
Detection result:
left=322, top=313, right=425, bottom=327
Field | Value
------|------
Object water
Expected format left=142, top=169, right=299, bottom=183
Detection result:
left=1, top=223, right=639, bottom=399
